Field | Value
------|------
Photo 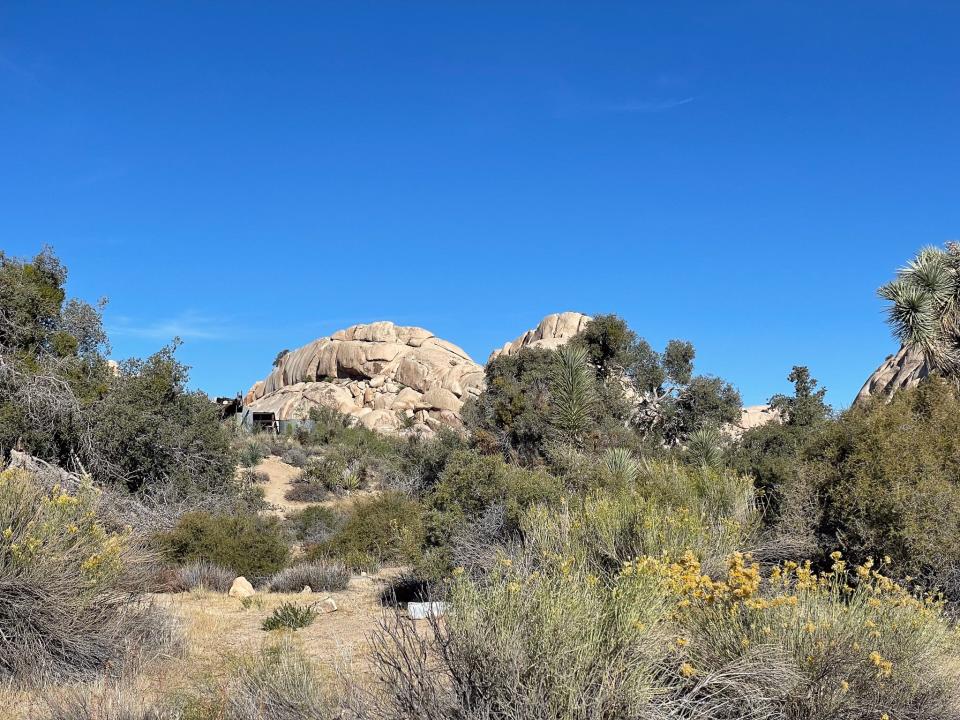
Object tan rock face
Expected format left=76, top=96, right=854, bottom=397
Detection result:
left=489, top=311, right=592, bottom=362
left=245, top=322, right=483, bottom=433
left=855, top=344, right=930, bottom=406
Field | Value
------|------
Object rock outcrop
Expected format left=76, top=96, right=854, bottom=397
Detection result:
left=855, top=344, right=930, bottom=406
left=244, top=321, right=485, bottom=434
left=725, top=404, right=780, bottom=439
left=488, top=311, right=592, bottom=362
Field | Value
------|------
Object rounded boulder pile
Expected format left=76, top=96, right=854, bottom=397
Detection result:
left=244, top=321, right=485, bottom=434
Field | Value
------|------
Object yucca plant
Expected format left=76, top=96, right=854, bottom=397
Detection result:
left=549, top=344, right=598, bottom=444
left=686, top=425, right=725, bottom=468
left=879, top=243, right=960, bottom=377
left=600, top=447, right=640, bottom=487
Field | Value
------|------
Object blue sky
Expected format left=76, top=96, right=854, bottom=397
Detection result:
left=2, top=2, right=958, bottom=407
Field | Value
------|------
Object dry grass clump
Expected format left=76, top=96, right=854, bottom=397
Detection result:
left=0, top=468, right=181, bottom=685
left=43, top=683, right=176, bottom=720
left=171, top=560, right=235, bottom=593
left=179, top=637, right=343, bottom=720
left=268, top=559, right=350, bottom=593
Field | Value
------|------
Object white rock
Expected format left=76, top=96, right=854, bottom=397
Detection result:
left=229, top=577, right=255, bottom=598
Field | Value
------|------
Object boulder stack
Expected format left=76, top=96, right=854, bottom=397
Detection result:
left=488, top=311, right=592, bottom=362
left=244, top=321, right=485, bottom=434
left=855, top=344, right=930, bottom=406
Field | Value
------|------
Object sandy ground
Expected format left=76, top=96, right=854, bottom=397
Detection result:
left=160, top=567, right=404, bottom=672
left=5, top=457, right=400, bottom=717
left=6, top=567, right=408, bottom=718
left=253, top=455, right=380, bottom=518
left=254, top=455, right=311, bottom=515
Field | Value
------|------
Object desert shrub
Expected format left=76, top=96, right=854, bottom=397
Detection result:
left=308, top=492, right=425, bottom=571
left=280, top=446, right=310, bottom=468
left=386, top=428, right=466, bottom=495
left=238, top=468, right=269, bottom=485
left=0, top=469, right=180, bottom=685
left=179, top=638, right=340, bottom=720
left=0, top=249, right=112, bottom=473
left=236, top=436, right=268, bottom=468
left=366, top=502, right=960, bottom=720
left=801, top=378, right=960, bottom=591
left=300, top=455, right=353, bottom=490
left=44, top=683, right=176, bottom=720
left=158, top=511, right=289, bottom=578
left=463, top=347, right=556, bottom=462
left=524, top=463, right=757, bottom=579
left=415, top=449, right=563, bottom=578
left=427, top=450, right=563, bottom=535
left=732, top=366, right=831, bottom=521
left=305, top=406, right=399, bottom=458
left=262, top=601, right=318, bottom=631
left=286, top=505, right=345, bottom=545
left=171, top=560, right=234, bottom=593
left=284, top=479, right=329, bottom=503
left=268, top=559, right=350, bottom=593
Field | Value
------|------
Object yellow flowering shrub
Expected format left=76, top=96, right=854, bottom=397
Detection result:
left=0, top=468, right=174, bottom=683
left=421, top=491, right=960, bottom=720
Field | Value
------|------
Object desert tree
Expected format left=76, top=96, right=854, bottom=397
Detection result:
left=879, top=242, right=960, bottom=378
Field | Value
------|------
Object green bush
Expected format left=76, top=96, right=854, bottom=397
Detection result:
left=262, top=602, right=318, bottom=631
left=802, top=378, right=960, bottom=590
left=428, top=449, right=563, bottom=535
left=308, top=492, right=425, bottom=571
left=286, top=505, right=345, bottom=544
left=90, top=346, right=237, bottom=498
left=158, top=511, right=289, bottom=578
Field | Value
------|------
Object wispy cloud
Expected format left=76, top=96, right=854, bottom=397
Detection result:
left=553, top=90, right=697, bottom=119
left=108, top=311, right=231, bottom=341
left=598, top=96, right=695, bottom=114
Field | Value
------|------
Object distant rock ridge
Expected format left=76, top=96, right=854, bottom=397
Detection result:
left=855, top=344, right=930, bottom=406
left=244, top=321, right=484, bottom=435
left=488, top=311, right=592, bottom=362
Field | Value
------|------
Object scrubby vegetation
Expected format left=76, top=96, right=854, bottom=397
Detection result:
left=268, top=559, right=350, bottom=593
left=158, top=511, right=290, bottom=579
left=261, top=601, right=319, bottom=631
left=0, top=468, right=179, bottom=685
left=7, top=245, right=960, bottom=718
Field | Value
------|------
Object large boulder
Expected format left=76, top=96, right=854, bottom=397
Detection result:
left=488, top=311, right=592, bottom=362
left=855, top=344, right=930, bottom=406
left=244, top=322, right=484, bottom=433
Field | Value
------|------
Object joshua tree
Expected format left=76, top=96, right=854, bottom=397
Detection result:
left=879, top=242, right=960, bottom=378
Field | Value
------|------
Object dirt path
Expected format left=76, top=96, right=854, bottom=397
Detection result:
left=252, top=455, right=381, bottom=518
left=254, top=455, right=311, bottom=516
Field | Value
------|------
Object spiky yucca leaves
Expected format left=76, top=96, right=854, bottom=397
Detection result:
left=879, top=243, right=960, bottom=375
left=686, top=425, right=725, bottom=468
left=549, top=344, right=598, bottom=444
left=600, top=447, right=640, bottom=487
